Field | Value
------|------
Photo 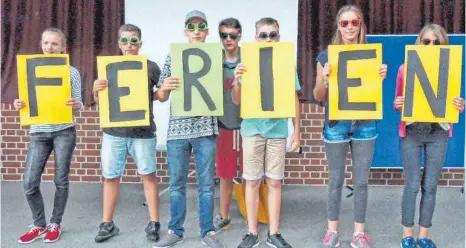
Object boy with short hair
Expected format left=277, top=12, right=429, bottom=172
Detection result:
left=153, top=10, right=224, bottom=248
left=92, top=23, right=162, bottom=243
left=232, top=17, right=301, bottom=248
left=213, top=17, right=243, bottom=232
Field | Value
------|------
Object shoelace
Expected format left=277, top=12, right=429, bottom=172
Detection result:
left=27, top=225, right=44, bottom=233
left=242, top=233, right=256, bottom=241
left=48, top=224, right=59, bottom=232
left=323, top=230, right=337, bottom=243
left=355, top=234, right=372, bottom=246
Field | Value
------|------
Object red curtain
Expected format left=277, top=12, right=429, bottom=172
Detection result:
left=1, top=0, right=124, bottom=105
left=297, top=0, right=465, bottom=103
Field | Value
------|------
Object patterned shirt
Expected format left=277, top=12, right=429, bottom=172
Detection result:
left=157, top=55, right=218, bottom=141
left=29, top=66, right=83, bottom=134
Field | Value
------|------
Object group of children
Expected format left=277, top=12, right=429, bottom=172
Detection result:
left=12, top=4, right=464, bottom=248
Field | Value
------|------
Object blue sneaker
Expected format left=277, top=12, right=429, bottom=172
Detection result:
left=400, top=237, right=417, bottom=248
left=417, top=238, right=437, bottom=248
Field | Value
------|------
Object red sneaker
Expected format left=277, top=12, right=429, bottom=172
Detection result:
left=43, top=223, right=61, bottom=243
left=18, top=225, right=47, bottom=244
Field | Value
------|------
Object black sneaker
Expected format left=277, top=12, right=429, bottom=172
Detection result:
left=145, top=221, right=160, bottom=242
left=266, top=232, right=292, bottom=248
left=237, top=233, right=260, bottom=248
left=94, top=222, right=120, bottom=243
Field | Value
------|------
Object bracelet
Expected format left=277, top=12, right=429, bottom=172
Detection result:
left=323, top=80, right=329, bottom=89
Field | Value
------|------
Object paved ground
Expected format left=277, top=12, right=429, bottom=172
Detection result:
left=1, top=182, right=464, bottom=248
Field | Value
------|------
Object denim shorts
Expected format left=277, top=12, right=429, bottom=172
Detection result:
left=323, top=120, right=377, bottom=143
left=101, top=133, right=157, bottom=179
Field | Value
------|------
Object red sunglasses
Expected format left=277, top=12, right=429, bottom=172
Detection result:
left=339, top=18, right=362, bottom=28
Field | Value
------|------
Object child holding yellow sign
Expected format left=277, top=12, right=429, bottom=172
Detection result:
left=393, top=24, right=465, bottom=248
left=14, top=28, right=83, bottom=244
left=233, top=17, right=301, bottom=248
left=313, top=5, right=387, bottom=248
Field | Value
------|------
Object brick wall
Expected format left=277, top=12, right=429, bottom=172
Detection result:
left=1, top=103, right=464, bottom=186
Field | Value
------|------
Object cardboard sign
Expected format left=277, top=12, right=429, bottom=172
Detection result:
left=97, top=55, right=150, bottom=128
left=17, top=54, right=72, bottom=125
left=402, top=45, right=463, bottom=123
left=240, top=42, right=296, bottom=118
left=328, top=44, right=383, bottom=120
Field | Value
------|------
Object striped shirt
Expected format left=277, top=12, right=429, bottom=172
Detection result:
left=29, top=66, right=83, bottom=134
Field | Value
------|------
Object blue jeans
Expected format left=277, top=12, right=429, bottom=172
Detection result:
left=167, top=135, right=217, bottom=238
left=24, top=127, right=76, bottom=227
left=323, top=120, right=377, bottom=143
left=101, top=133, right=157, bottom=179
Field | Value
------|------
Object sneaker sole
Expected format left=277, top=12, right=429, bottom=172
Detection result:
left=318, top=242, right=340, bottom=248
left=202, top=240, right=225, bottom=248
left=153, top=239, right=183, bottom=248
left=400, top=244, right=417, bottom=248
left=94, top=227, right=120, bottom=243
left=18, top=232, right=47, bottom=244
left=351, top=242, right=368, bottom=248
left=245, top=240, right=259, bottom=248
left=43, top=236, right=60, bottom=243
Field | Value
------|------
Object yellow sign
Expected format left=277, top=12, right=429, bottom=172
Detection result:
left=17, top=54, right=72, bottom=126
left=328, top=44, right=383, bottom=120
left=240, top=42, right=296, bottom=118
left=402, top=45, right=462, bottom=123
left=97, top=56, right=150, bottom=128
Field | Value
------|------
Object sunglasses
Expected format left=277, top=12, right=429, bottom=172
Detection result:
left=257, top=31, right=279, bottom=40
left=339, top=18, right=362, bottom=28
left=421, top=38, right=441, bottom=45
left=185, top=22, right=208, bottom=31
left=119, top=36, right=141, bottom=45
left=219, top=32, right=241, bottom=40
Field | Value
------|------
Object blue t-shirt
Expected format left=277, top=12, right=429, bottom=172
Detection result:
left=240, top=73, right=301, bottom=138
left=316, top=49, right=337, bottom=126
left=316, top=49, right=328, bottom=67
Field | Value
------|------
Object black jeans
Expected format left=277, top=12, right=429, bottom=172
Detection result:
left=401, top=123, right=448, bottom=228
left=24, top=127, right=76, bottom=227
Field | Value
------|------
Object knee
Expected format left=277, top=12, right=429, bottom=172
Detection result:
left=353, top=179, right=368, bottom=189
left=328, top=177, right=344, bottom=189
left=24, top=179, right=39, bottom=196
left=421, top=183, right=437, bottom=195
left=266, top=179, right=281, bottom=189
left=404, top=182, right=420, bottom=194
left=54, top=175, right=69, bottom=189
left=246, top=179, right=262, bottom=189
left=170, top=177, right=187, bottom=192
left=142, top=173, right=157, bottom=183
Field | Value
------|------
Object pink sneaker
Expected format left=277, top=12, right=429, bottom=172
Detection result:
left=321, top=229, right=340, bottom=248
left=351, top=233, right=374, bottom=248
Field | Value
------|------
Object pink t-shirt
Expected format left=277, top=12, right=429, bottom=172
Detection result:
left=394, top=64, right=454, bottom=137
